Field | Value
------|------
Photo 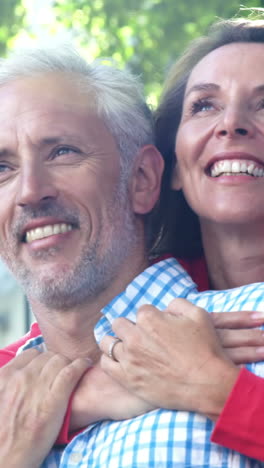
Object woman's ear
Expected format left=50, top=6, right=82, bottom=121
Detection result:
left=171, top=160, right=183, bottom=190
left=131, top=145, right=164, bottom=215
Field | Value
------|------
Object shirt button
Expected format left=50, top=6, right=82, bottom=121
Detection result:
left=69, top=453, right=82, bottom=463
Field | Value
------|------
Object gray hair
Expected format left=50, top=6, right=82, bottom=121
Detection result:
left=0, top=41, right=154, bottom=176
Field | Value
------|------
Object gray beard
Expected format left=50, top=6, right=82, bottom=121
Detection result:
left=4, top=182, right=140, bottom=311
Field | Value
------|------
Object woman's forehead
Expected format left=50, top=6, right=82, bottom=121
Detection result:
left=186, top=42, right=264, bottom=92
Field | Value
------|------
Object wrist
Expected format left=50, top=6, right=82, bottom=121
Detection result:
left=195, top=359, right=240, bottom=419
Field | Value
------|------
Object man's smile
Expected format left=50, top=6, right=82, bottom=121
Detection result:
left=25, top=223, right=73, bottom=243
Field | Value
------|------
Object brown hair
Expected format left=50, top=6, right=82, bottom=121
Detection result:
left=153, top=16, right=264, bottom=258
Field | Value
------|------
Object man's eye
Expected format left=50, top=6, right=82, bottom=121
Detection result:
left=190, top=99, right=214, bottom=115
left=51, top=146, right=81, bottom=160
left=0, top=164, right=11, bottom=172
left=55, top=147, right=76, bottom=156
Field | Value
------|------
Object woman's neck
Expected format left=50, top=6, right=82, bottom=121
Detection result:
left=201, top=221, right=264, bottom=290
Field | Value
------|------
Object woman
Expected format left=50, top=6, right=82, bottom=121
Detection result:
left=100, top=17, right=264, bottom=461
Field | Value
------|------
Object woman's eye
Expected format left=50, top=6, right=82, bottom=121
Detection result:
left=190, top=99, right=214, bottom=115
left=256, top=99, right=264, bottom=111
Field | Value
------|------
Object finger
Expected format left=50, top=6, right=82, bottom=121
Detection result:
left=51, top=357, right=92, bottom=397
left=111, top=317, right=136, bottom=340
left=164, top=298, right=197, bottom=317
left=218, top=328, right=264, bottom=348
left=35, top=353, right=72, bottom=381
left=165, top=298, right=212, bottom=327
left=100, top=353, right=124, bottom=382
left=2, top=348, right=41, bottom=372
left=226, top=346, right=264, bottom=364
left=100, top=335, right=123, bottom=362
left=212, top=310, right=264, bottom=329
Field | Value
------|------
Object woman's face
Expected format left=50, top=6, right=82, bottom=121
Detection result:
left=174, top=42, right=264, bottom=226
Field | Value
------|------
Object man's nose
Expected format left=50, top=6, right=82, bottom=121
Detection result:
left=16, top=165, right=59, bottom=207
left=215, top=106, right=255, bottom=139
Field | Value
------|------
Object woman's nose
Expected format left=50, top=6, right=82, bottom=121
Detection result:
left=215, top=107, right=255, bottom=139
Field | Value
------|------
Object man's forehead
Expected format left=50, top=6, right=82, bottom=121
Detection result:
left=0, top=72, right=100, bottom=131
left=0, top=72, right=96, bottom=115
left=0, top=75, right=118, bottom=153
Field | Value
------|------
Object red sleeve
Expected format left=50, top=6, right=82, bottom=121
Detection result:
left=0, top=322, right=42, bottom=367
left=0, top=348, right=16, bottom=366
left=56, top=395, right=77, bottom=445
left=211, top=367, right=264, bottom=461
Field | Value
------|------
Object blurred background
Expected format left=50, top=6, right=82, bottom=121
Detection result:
left=0, top=0, right=263, bottom=346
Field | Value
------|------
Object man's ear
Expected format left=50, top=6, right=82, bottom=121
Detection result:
left=171, top=160, right=182, bottom=190
left=131, top=145, right=164, bottom=215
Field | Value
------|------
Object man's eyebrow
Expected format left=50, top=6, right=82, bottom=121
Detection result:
left=185, top=83, right=220, bottom=98
left=0, top=137, right=75, bottom=156
left=40, top=137, right=69, bottom=145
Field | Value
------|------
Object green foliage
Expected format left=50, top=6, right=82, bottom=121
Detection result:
left=0, top=0, right=25, bottom=55
left=53, top=0, right=264, bottom=101
left=1, top=0, right=264, bottom=100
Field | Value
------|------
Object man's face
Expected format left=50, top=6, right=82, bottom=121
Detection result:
left=0, top=73, right=139, bottom=309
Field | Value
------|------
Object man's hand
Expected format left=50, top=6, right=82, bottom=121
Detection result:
left=70, top=363, right=155, bottom=430
left=0, top=348, right=89, bottom=468
left=99, top=299, right=242, bottom=419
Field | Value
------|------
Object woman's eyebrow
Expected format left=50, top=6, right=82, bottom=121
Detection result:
left=252, top=84, right=264, bottom=95
left=185, top=83, right=219, bottom=98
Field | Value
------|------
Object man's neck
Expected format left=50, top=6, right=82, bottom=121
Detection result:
left=30, top=252, right=149, bottom=361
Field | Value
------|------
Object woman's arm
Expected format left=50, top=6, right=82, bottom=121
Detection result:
left=99, top=299, right=264, bottom=460
left=211, top=367, right=264, bottom=460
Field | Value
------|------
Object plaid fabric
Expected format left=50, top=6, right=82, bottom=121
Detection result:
left=19, top=258, right=264, bottom=467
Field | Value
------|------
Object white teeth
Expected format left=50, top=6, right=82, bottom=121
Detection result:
left=222, top=160, right=231, bottom=172
left=231, top=161, right=240, bottom=173
left=25, top=223, right=73, bottom=243
left=53, top=224, right=61, bottom=235
left=60, top=223, right=68, bottom=233
left=210, top=159, right=264, bottom=178
left=43, top=226, right=53, bottom=237
left=247, top=163, right=254, bottom=174
left=241, top=162, right=247, bottom=172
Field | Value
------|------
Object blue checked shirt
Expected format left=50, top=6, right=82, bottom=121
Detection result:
left=19, top=258, right=264, bottom=467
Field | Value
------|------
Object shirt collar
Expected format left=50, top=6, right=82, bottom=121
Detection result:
left=17, top=257, right=196, bottom=353
left=94, top=257, right=196, bottom=343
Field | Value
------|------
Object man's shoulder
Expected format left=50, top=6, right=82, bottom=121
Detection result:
left=0, top=322, right=41, bottom=366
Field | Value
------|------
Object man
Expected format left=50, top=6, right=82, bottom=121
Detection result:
left=0, top=43, right=264, bottom=468
left=0, top=42, right=194, bottom=467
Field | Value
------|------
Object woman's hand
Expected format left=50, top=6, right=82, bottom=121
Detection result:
left=70, top=363, right=155, bottom=430
left=99, top=299, right=245, bottom=418
left=0, top=348, right=89, bottom=468
left=211, top=310, right=264, bottom=364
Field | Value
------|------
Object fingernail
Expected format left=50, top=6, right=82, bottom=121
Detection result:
left=251, top=312, right=264, bottom=320
left=256, top=347, right=264, bottom=354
